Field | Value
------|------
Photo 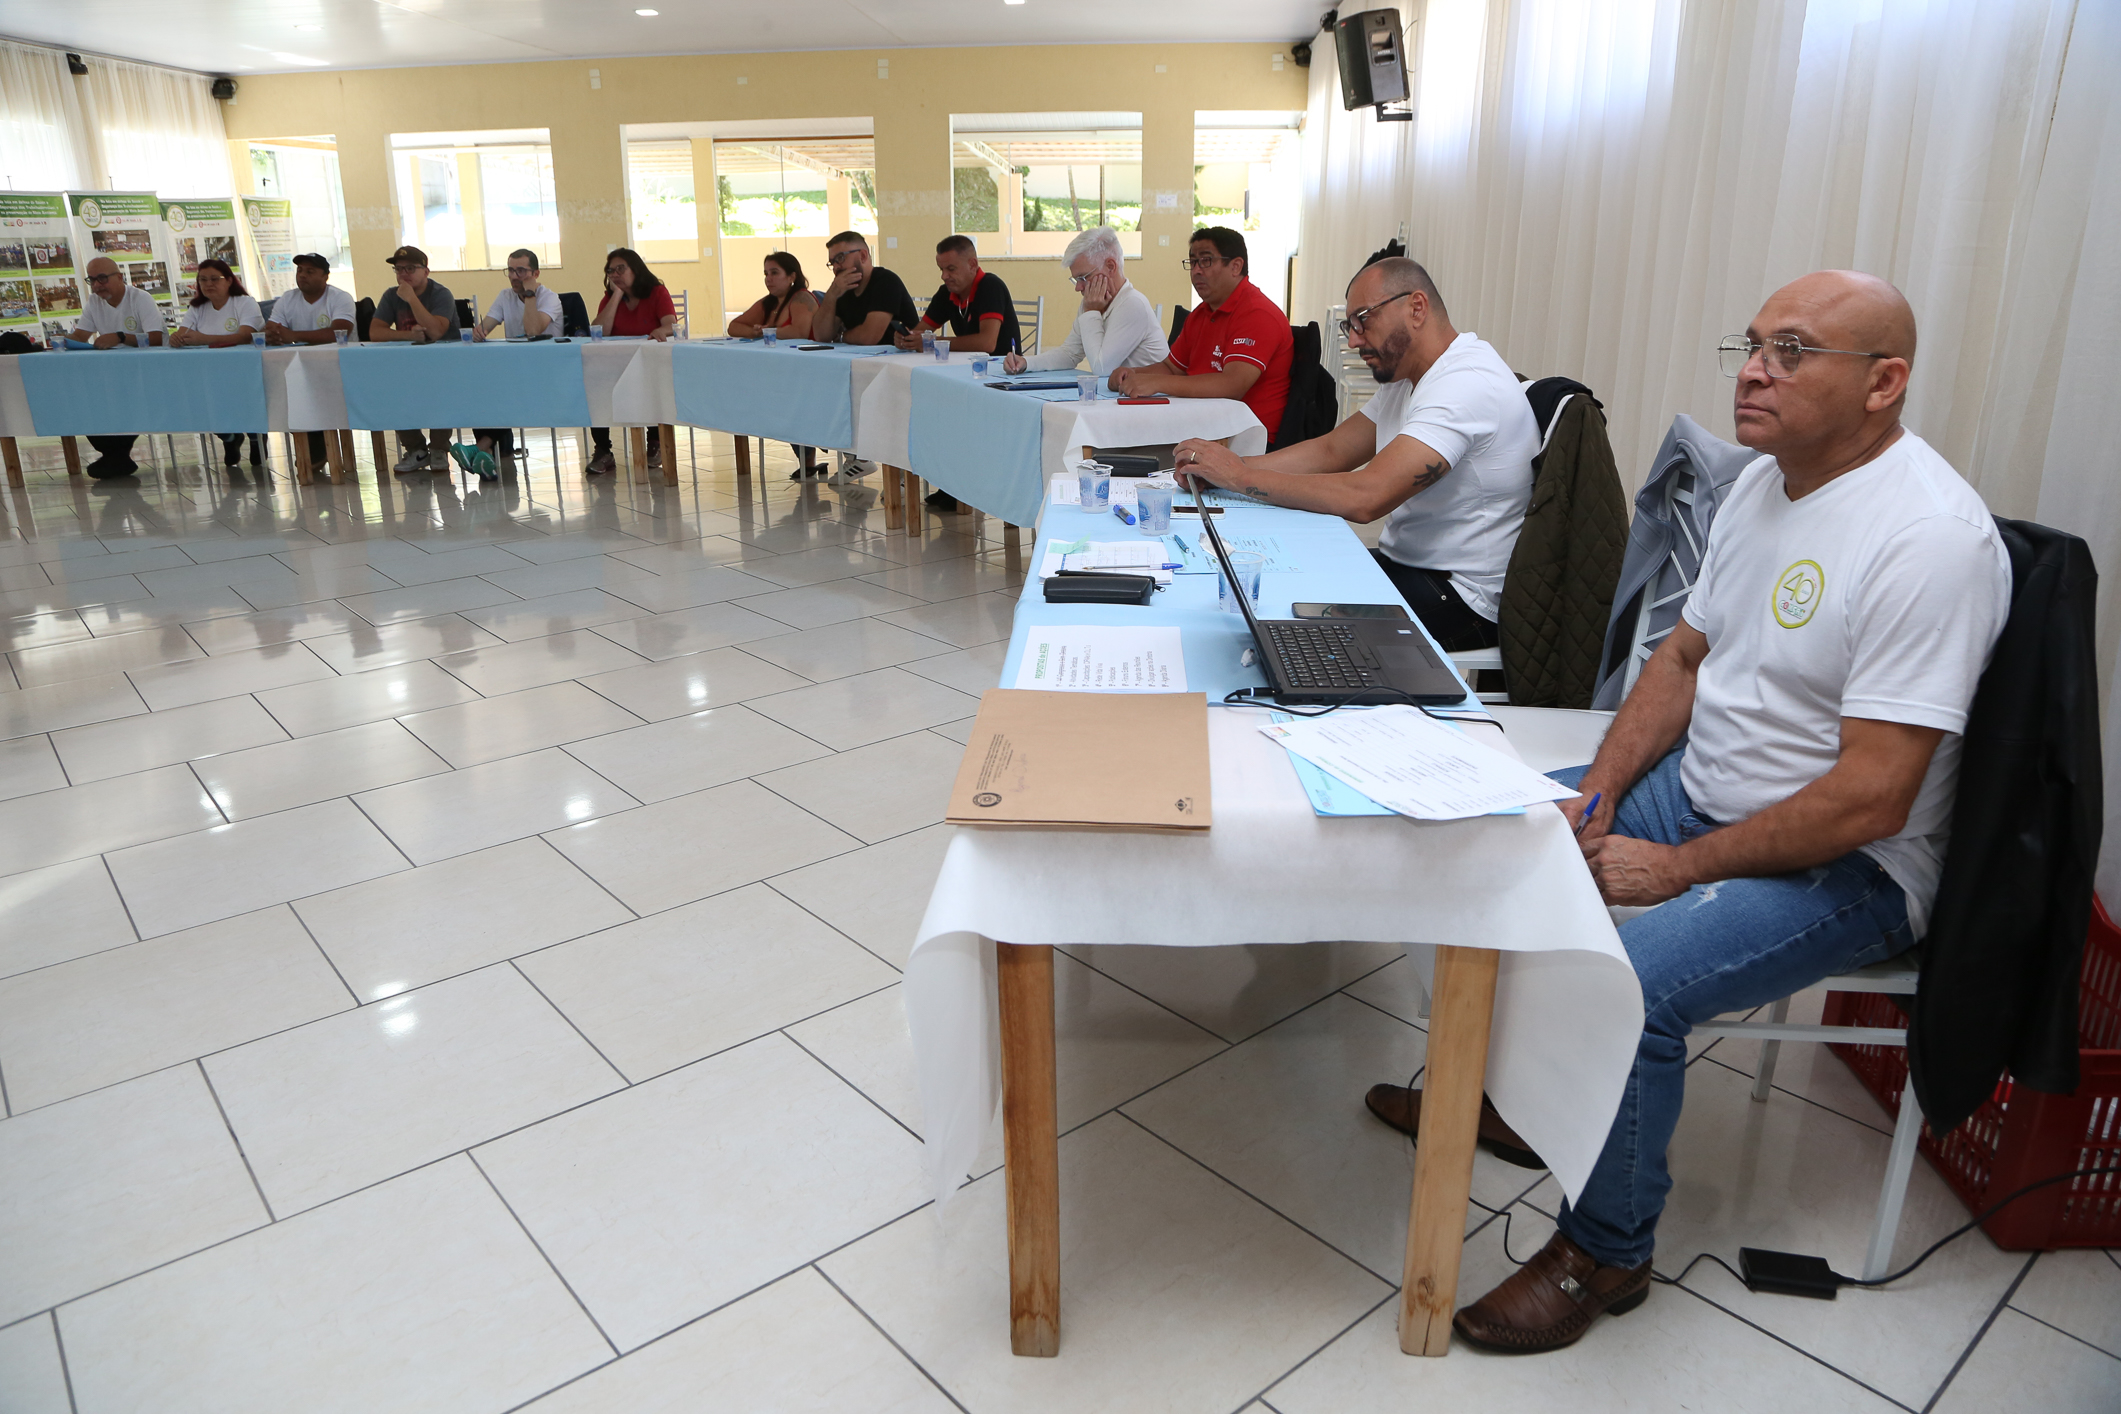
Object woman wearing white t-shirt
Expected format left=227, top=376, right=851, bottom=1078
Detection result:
left=170, top=259, right=267, bottom=471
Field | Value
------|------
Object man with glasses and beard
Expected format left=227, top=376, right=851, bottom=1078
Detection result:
left=1169, top=255, right=1534, bottom=652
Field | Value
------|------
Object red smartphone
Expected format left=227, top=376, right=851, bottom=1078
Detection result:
left=1116, top=396, right=1170, bottom=404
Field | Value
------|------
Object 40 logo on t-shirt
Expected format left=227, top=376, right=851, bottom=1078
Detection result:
left=1773, top=559, right=1824, bottom=628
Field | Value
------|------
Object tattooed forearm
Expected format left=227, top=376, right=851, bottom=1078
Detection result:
left=1408, top=460, right=1446, bottom=494
left=1243, top=485, right=1275, bottom=505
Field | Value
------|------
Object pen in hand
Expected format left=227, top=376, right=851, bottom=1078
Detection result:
left=1574, top=791, right=1603, bottom=837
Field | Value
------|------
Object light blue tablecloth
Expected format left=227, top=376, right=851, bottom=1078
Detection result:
left=905, top=365, right=1053, bottom=528
left=671, top=340, right=892, bottom=451
left=20, top=347, right=270, bottom=435
left=335, top=342, right=591, bottom=430
left=1000, top=493, right=1476, bottom=707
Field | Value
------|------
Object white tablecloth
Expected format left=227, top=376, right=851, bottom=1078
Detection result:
left=906, top=708, right=1644, bottom=1207
left=265, top=347, right=349, bottom=432
left=582, top=338, right=675, bottom=427
left=0, top=358, right=34, bottom=439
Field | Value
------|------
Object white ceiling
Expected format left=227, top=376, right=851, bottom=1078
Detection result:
left=0, top=1, right=1327, bottom=76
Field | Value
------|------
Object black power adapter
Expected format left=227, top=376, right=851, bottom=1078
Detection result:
left=1739, top=1248, right=1846, bottom=1299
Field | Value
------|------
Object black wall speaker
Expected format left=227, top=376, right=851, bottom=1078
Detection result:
left=1334, top=10, right=1411, bottom=113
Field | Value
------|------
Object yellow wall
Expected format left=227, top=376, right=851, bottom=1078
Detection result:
left=218, top=44, right=1304, bottom=344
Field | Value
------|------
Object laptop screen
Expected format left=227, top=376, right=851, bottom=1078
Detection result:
left=1188, top=479, right=1272, bottom=647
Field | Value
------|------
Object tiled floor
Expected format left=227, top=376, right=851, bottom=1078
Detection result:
left=0, top=432, right=2114, bottom=1414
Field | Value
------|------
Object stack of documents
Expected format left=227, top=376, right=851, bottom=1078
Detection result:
left=1013, top=625, right=1186, bottom=692
left=1038, top=539, right=1173, bottom=584
left=1260, top=707, right=1576, bottom=821
left=948, top=689, right=1211, bottom=830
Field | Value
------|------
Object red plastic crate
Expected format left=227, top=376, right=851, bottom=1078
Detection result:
left=1822, top=896, right=2121, bottom=1249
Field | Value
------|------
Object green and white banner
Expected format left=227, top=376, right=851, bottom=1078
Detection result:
left=160, top=198, right=246, bottom=309
left=242, top=197, right=296, bottom=298
left=70, top=192, right=171, bottom=322
left=0, top=192, right=78, bottom=348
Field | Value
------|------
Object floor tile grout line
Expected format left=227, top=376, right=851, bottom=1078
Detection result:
left=1116, top=1110, right=1402, bottom=1288
left=463, top=1150, right=623, bottom=1359
left=0, top=1042, right=10, bottom=1117
left=194, top=1059, right=281, bottom=1224
left=507, top=958, right=636, bottom=1088
left=2005, top=1301, right=2121, bottom=1363
left=812, top=1264, right=975, bottom=1414
left=1339, top=987, right=1432, bottom=1034
left=1247, top=1290, right=1398, bottom=1413
left=781, top=1025, right=927, bottom=1145
left=285, top=902, right=366, bottom=1009
left=47, top=1309, right=80, bottom=1414
left=1920, top=1251, right=2040, bottom=1413
left=1666, top=1277, right=1921, bottom=1412
left=1694, top=1051, right=1897, bottom=1138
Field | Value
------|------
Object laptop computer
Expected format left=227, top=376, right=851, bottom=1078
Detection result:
left=1192, top=489, right=1467, bottom=705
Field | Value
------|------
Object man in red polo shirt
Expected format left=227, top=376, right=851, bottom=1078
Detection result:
left=1114, top=226, right=1293, bottom=440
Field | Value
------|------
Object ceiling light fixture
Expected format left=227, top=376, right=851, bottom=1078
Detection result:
left=1005, top=1, right=1026, bottom=6
left=635, top=7, right=659, bottom=14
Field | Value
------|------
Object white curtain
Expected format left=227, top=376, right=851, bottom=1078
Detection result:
left=0, top=40, right=94, bottom=191
left=76, top=54, right=233, bottom=197
left=1300, top=0, right=2121, bottom=893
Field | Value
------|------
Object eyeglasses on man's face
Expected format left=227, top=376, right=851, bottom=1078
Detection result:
left=1717, top=334, right=1889, bottom=379
left=1338, top=290, right=1412, bottom=339
left=86, top=272, right=122, bottom=284
left=506, top=265, right=534, bottom=277
left=1180, top=255, right=1232, bottom=272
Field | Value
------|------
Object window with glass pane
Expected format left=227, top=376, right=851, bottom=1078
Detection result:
left=247, top=138, right=352, bottom=288
left=626, top=140, right=698, bottom=264
left=712, top=139, right=875, bottom=240
left=949, top=115, right=1142, bottom=258
left=388, top=129, right=559, bottom=271
left=1191, top=114, right=1303, bottom=312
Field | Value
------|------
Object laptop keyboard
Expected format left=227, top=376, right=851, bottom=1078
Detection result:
left=1262, top=622, right=1386, bottom=689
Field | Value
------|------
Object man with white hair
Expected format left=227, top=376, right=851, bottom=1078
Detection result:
left=1003, top=225, right=1167, bottom=383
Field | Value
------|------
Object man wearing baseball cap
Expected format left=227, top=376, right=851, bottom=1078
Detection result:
left=366, top=245, right=462, bottom=474
left=266, top=253, right=359, bottom=468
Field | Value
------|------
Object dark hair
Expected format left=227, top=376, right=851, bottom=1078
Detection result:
left=1189, top=226, right=1248, bottom=277
left=603, top=247, right=662, bottom=301
left=761, top=251, right=808, bottom=326
left=825, top=230, right=869, bottom=251
left=936, top=234, right=977, bottom=259
left=508, top=248, right=540, bottom=272
left=189, top=258, right=248, bottom=307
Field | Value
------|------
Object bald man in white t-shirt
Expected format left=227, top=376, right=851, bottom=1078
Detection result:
left=1371, top=272, right=2010, bottom=1355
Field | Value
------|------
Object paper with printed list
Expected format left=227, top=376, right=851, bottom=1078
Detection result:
left=1259, top=705, right=1577, bottom=820
left=1014, top=626, right=1186, bottom=693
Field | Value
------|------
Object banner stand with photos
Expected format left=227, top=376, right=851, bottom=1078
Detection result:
left=242, top=198, right=296, bottom=300
left=160, top=199, right=247, bottom=308
left=69, top=192, right=171, bottom=329
left=0, top=193, right=80, bottom=349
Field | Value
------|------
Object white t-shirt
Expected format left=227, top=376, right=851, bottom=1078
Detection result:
left=1024, top=280, right=1169, bottom=377
left=76, top=284, right=166, bottom=342
left=1679, top=432, right=2010, bottom=937
left=179, top=294, right=264, bottom=337
left=1366, top=332, right=1538, bottom=621
left=483, top=285, right=563, bottom=338
left=270, top=284, right=357, bottom=333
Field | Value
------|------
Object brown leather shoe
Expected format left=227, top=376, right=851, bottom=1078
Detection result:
left=1363, top=1083, right=1547, bottom=1169
left=1452, top=1231, right=1652, bottom=1353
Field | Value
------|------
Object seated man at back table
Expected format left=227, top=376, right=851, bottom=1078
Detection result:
left=1171, top=256, right=1533, bottom=652
left=69, top=256, right=166, bottom=479
left=1115, top=226, right=1292, bottom=445
left=264, top=252, right=358, bottom=469
left=1002, top=224, right=1168, bottom=381
left=897, top=234, right=1022, bottom=512
left=1369, top=271, right=2009, bottom=1354
left=812, top=230, right=919, bottom=347
left=367, top=245, right=462, bottom=475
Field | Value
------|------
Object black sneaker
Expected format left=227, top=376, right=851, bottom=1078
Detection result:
left=924, top=489, right=963, bottom=512
left=86, top=457, right=138, bottom=480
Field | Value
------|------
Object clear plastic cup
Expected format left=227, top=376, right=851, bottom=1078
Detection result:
left=762, top=326, right=778, bottom=346
left=1077, top=374, right=1099, bottom=401
left=1076, top=461, right=1112, bottom=513
left=333, top=329, right=349, bottom=346
left=920, top=328, right=937, bottom=358
left=1218, top=551, right=1266, bottom=615
left=459, top=328, right=474, bottom=344
left=673, top=318, right=688, bottom=341
left=252, top=332, right=267, bottom=349
left=589, top=325, right=605, bottom=341
left=970, top=353, right=989, bottom=376
left=1136, top=484, right=1175, bottom=536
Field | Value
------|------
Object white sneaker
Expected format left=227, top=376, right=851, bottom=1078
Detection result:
left=836, top=455, right=872, bottom=479
left=392, top=448, right=429, bottom=473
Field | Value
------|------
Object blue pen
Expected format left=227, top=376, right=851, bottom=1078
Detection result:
left=1574, top=791, right=1603, bottom=836
left=1111, top=502, right=1136, bottom=525
left=1158, top=562, right=1185, bottom=570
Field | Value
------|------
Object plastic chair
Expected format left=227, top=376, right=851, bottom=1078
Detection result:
left=1013, top=295, right=1042, bottom=354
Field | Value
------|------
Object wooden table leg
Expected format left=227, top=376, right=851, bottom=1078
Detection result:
left=734, top=433, right=752, bottom=480
left=906, top=473, right=924, bottom=534
left=1399, top=944, right=1502, bottom=1356
left=370, top=431, right=390, bottom=478
left=1, top=437, right=21, bottom=488
left=323, top=430, right=347, bottom=485
left=293, top=432, right=315, bottom=486
left=628, top=427, right=648, bottom=484
left=61, top=437, right=82, bottom=477
left=882, top=462, right=905, bottom=531
left=998, top=940, right=1061, bottom=1357
left=660, top=423, right=678, bottom=485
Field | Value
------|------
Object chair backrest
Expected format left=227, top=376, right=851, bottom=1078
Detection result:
left=557, top=290, right=590, bottom=337
left=453, top=297, right=475, bottom=330
left=257, top=297, right=275, bottom=322
left=1013, top=295, right=1042, bottom=354
left=1168, top=303, right=1188, bottom=344
left=354, top=296, right=376, bottom=341
left=670, top=289, right=688, bottom=328
left=1271, top=321, right=1337, bottom=450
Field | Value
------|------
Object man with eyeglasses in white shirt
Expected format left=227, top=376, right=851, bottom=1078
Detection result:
left=1003, top=225, right=1167, bottom=383
left=68, top=256, right=166, bottom=478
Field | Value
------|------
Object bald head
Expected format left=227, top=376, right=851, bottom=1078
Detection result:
left=84, top=256, right=126, bottom=307
left=85, top=256, right=118, bottom=278
left=1350, top=256, right=1448, bottom=322
left=1734, top=270, right=1917, bottom=483
left=1773, top=269, right=1916, bottom=367
left=1344, top=256, right=1458, bottom=385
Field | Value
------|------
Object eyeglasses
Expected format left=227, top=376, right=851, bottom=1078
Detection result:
left=1069, top=271, right=1097, bottom=288
left=506, top=266, right=533, bottom=276
left=86, top=272, right=122, bottom=283
left=827, top=250, right=864, bottom=268
left=1338, top=290, right=1412, bottom=339
left=1180, top=255, right=1232, bottom=272
left=391, top=264, right=424, bottom=274
left=1717, top=334, right=1890, bottom=379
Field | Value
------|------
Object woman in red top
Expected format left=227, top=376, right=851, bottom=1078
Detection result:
left=587, top=248, right=678, bottom=473
left=726, top=253, right=824, bottom=478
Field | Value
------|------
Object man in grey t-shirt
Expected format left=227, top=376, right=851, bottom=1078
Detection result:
left=367, top=245, right=461, bottom=474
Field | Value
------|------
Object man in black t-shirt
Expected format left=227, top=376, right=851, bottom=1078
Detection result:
left=897, top=234, right=1021, bottom=356
left=815, top=230, right=919, bottom=345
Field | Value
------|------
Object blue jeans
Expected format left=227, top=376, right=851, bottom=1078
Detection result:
left=1549, top=749, right=1915, bottom=1268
